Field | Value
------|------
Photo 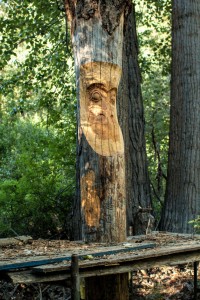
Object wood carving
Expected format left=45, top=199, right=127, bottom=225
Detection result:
left=80, top=62, right=124, bottom=156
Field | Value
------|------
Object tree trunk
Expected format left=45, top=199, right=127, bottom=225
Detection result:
left=85, top=273, right=129, bottom=300
left=118, top=3, right=153, bottom=235
left=160, top=0, right=200, bottom=233
left=65, top=0, right=130, bottom=243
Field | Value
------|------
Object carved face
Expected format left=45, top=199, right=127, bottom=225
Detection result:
left=80, top=62, right=124, bottom=156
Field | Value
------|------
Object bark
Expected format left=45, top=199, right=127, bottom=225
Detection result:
left=65, top=0, right=130, bottom=243
left=118, top=4, right=153, bottom=235
left=85, top=273, right=129, bottom=300
left=160, top=0, right=200, bottom=233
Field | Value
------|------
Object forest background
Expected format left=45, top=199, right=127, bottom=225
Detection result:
left=0, top=0, right=171, bottom=238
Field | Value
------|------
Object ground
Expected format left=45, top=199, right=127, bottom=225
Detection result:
left=132, top=265, right=199, bottom=299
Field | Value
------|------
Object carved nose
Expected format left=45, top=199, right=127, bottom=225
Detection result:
left=101, top=101, right=107, bottom=110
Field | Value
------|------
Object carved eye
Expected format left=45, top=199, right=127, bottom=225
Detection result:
left=90, top=91, right=102, bottom=102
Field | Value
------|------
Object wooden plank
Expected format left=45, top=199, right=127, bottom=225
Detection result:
left=7, top=249, right=200, bottom=284
left=78, top=250, right=200, bottom=278
left=0, top=243, right=155, bottom=271
left=7, top=270, right=71, bottom=284
left=129, top=231, right=200, bottom=240
left=32, top=242, right=200, bottom=274
left=164, top=232, right=200, bottom=239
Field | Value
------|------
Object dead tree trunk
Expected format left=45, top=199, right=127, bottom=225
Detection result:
left=65, top=0, right=129, bottom=243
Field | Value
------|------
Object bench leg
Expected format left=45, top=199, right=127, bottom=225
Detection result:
left=194, top=261, right=199, bottom=300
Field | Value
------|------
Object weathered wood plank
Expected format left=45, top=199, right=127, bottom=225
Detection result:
left=32, top=243, right=200, bottom=274
left=78, top=250, right=200, bottom=278
left=0, top=243, right=155, bottom=271
left=7, top=270, right=71, bottom=284
left=128, top=231, right=200, bottom=240
left=7, top=249, right=200, bottom=284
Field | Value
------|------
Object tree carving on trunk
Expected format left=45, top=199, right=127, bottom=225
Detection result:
left=80, top=62, right=124, bottom=156
left=65, top=0, right=127, bottom=243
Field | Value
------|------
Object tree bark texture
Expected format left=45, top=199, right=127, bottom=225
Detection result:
left=160, top=0, right=200, bottom=233
left=65, top=0, right=131, bottom=243
left=85, top=273, right=129, bottom=300
left=118, top=3, right=153, bottom=235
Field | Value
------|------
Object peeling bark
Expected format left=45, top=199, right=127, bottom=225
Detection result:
left=100, top=0, right=130, bottom=35
left=65, top=0, right=131, bottom=35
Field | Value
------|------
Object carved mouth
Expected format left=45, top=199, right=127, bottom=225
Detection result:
left=96, top=113, right=108, bottom=123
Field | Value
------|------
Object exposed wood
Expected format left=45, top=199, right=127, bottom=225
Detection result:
left=78, top=73, right=126, bottom=242
left=71, top=254, right=80, bottom=300
left=79, top=61, right=126, bottom=242
left=80, top=62, right=124, bottom=157
left=0, top=236, right=32, bottom=247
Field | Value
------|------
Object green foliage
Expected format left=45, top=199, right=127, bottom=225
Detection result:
left=0, top=0, right=75, bottom=120
left=0, top=118, right=75, bottom=238
left=189, top=217, right=200, bottom=233
left=0, top=0, right=76, bottom=238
